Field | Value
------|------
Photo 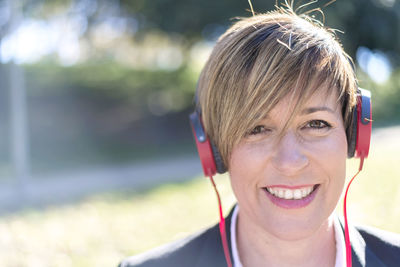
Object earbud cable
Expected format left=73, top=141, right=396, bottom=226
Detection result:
left=343, top=157, right=364, bottom=267
left=209, top=175, right=233, bottom=267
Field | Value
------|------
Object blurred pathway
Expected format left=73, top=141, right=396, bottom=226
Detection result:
left=371, top=124, right=400, bottom=145
left=0, top=154, right=202, bottom=213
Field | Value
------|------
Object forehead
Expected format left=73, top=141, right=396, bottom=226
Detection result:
left=301, top=87, right=341, bottom=109
left=260, top=84, right=342, bottom=121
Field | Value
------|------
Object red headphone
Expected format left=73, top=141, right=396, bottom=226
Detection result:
left=189, top=88, right=372, bottom=177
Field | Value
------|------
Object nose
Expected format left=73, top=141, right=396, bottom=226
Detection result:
left=271, top=130, right=309, bottom=175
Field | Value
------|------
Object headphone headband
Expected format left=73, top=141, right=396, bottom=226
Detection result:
left=190, top=88, right=372, bottom=177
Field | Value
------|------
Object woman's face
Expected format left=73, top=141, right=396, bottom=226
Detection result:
left=228, top=88, right=347, bottom=240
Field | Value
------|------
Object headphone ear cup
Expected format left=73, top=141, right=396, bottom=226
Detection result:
left=347, top=88, right=372, bottom=159
left=347, top=106, right=358, bottom=158
left=189, top=111, right=218, bottom=177
left=210, top=141, right=227, bottom=174
left=354, top=88, right=372, bottom=158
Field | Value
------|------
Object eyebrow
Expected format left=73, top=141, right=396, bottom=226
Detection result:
left=301, top=106, right=335, bottom=115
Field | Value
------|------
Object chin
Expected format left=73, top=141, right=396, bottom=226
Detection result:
left=263, top=218, right=324, bottom=241
left=255, top=202, right=333, bottom=241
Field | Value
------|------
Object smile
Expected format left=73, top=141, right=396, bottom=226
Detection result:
left=263, top=185, right=320, bottom=209
left=265, top=185, right=317, bottom=200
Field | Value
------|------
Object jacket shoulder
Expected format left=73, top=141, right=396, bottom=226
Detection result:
left=356, top=225, right=400, bottom=265
left=118, top=223, right=221, bottom=267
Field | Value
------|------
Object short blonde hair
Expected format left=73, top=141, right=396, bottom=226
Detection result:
left=196, top=7, right=357, bottom=169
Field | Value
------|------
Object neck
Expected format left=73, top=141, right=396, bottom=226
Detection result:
left=236, top=212, right=336, bottom=267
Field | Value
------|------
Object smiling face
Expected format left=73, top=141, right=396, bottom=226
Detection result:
left=228, top=87, right=347, bottom=240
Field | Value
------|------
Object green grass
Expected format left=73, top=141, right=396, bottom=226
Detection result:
left=0, top=175, right=236, bottom=267
left=340, top=132, right=400, bottom=232
left=0, top=131, right=399, bottom=267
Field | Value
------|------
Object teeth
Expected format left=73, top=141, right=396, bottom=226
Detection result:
left=284, top=190, right=293, bottom=199
left=301, top=188, right=308, bottom=197
left=293, top=189, right=302, bottom=199
left=266, top=186, right=315, bottom=200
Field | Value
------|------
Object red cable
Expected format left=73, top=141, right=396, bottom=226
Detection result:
left=343, top=157, right=364, bottom=267
left=209, top=176, right=233, bottom=267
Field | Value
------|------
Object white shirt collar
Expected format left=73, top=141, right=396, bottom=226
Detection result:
left=230, top=205, right=242, bottom=267
left=230, top=205, right=346, bottom=267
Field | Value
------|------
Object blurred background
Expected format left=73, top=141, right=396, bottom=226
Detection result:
left=0, top=0, right=399, bottom=266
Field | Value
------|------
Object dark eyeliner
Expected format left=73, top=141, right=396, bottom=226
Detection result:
left=310, top=120, right=331, bottom=129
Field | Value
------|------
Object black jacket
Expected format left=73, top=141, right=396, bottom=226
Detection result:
left=119, top=207, right=400, bottom=267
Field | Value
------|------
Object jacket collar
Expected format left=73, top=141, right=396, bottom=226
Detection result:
left=337, top=217, right=386, bottom=267
left=194, top=206, right=235, bottom=267
left=196, top=205, right=386, bottom=267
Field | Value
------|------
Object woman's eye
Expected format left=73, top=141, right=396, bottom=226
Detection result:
left=249, top=125, right=269, bottom=135
left=305, top=120, right=331, bottom=129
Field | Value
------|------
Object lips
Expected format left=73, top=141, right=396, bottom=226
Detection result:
left=263, top=184, right=320, bottom=209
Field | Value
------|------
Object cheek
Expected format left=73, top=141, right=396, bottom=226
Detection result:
left=229, top=146, right=251, bottom=187
left=228, top=141, right=278, bottom=212
left=230, top=140, right=273, bottom=172
left=310, top=130, right=347, bottom=195
left=229, top=141, right=272, bottom=182
left=228, top=145, right=263, bottom=200
left=308, top=129, right=348, bottom=165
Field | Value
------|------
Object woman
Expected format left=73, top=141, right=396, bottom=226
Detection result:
left=119, top=5, right=400, bottom=267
